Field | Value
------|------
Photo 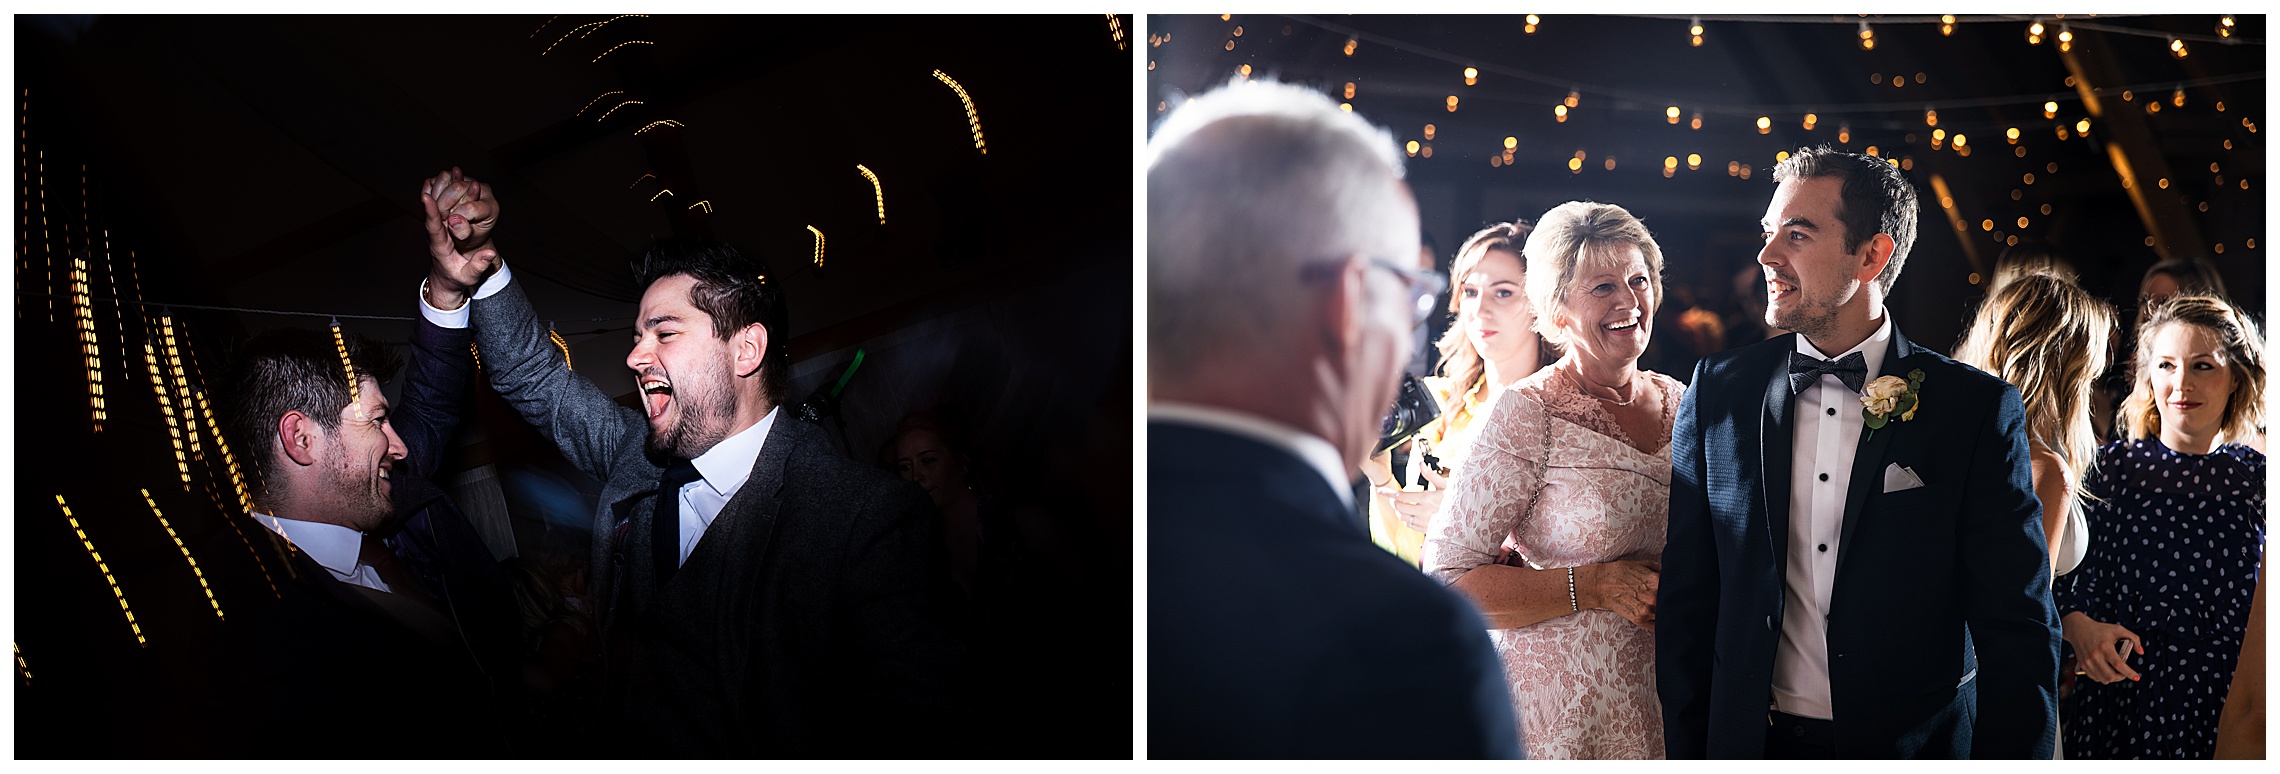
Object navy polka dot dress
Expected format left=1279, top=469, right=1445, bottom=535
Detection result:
left=2053, top=438, right=2265, bottom=759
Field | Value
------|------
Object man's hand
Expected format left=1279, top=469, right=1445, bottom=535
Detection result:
left=421, top=167, right=500, bottom=310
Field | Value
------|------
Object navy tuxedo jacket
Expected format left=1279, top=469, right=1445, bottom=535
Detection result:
left=1147, top=421, right=1522, bottom=759
left=1656, top=327, right=2059, bottom=759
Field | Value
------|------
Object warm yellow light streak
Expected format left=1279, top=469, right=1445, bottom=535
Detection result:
left=58, top=495, right=145, bottom=646
left=596, top=100, right=644, bottom=122
left=13, top=643, right=28, bottom=682
left=73, top=256, right=103, bottom=431
left=470, top=342, right=483, bottom=370
left=808, top=225, right=826, bottom=267
left=143, top=337, right=193, bottom=489
left=650, top=189, right=674, bottom=202
left=200, top=390, right=287, bottom=594
left=628, top=173, right=655, bottom=189
left=592, top=40, right=653, bottom=63
left=330, top=319, right=363, bottom=421
left=162, top=314, right=200, bottom=459
left=856, top=165, right=885, bottom=224
left=932, top=70, right=987, bottom=154
left=531, top=15, right=558, bottom=38
left=577, top=90, right=625, bottom=117
left=143, top=488, right=224, bottom=620
left=1106, top=14, right=1125, bottom=49
left=549, top=328, right=573, bottom=371
left=633, top=120, right=684, bottom=135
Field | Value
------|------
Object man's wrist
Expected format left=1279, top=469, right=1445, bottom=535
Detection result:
left=424, top=275, right=471, bottom=311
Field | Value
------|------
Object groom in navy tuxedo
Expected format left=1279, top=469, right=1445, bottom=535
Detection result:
left=1657, top=146, right=2059, bottom=759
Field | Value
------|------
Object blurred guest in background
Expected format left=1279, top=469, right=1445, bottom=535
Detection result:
left=1986, top=243, right=2080, bottom=294
left=1147, top=78, right=1520, bottom=759
left=1954, top=273, right=2116, bottom=575
left=2056, top=294, right=2267, bottom=759
left=2139, top=258, right=2231, bottom=305
left=1367, top=220, right=1544, bottom=566
left=1424, top=201, right=1679, bottom=759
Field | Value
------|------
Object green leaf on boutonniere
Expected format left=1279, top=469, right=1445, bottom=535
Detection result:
left=1864, top=412, right=1888, bottom=430
left=1896, top=393, right=1918, bottom=414
left=1907, top=369, right=1926, bottom=388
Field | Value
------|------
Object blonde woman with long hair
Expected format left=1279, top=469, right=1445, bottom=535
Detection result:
left=1954, top=272, right=2116, bottom=575
left=1366, top=221, right=1546, bottom=564
left=2054, top=294, right=2267, bottom=758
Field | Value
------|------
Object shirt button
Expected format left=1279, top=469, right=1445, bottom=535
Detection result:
left=1818, top=544, right=1828, bottom=552
left=1827, top=407, right=1836, bottom=416
left=1819, top=473, right=1829, bottom=482
left=1765, top=615, right=1773, bottom=630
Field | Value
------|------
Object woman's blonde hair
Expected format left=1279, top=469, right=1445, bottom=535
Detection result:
left=1522, top=201, right=1664, bottom=347
left=1955, top=273, right=2115, bottom=504
left=1433, top=221, right=1531, bottom=436
left=2119, top=294, right=2267, bottom=444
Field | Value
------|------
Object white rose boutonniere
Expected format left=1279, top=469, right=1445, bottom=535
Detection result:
left=1860, top=368, right=1926, bottom=440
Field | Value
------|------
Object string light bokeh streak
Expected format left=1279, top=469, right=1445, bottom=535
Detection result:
left=857, top=164, right=885, bottom=224
left=73, top=256, right=103, bottom=432
left=142, top=333, right=193, bottom=490
left=932, top=70, right=986, bottom=154
left=143, top=488, right=224, bottom=620
left=330, top=318, right=363, bottom=421
left=58, top=495, right=146, bottom=647
left=808, top=225, right=826, bottom=268
left=199, top=388, right=287, bottom=594
left=162, top=314, right=202, bottom=459
left=549, top=326, right=573, bottom=370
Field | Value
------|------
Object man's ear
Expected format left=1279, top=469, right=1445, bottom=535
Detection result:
left=277, top=410, right=321, bottom=467
left=1857, top=233, right=1897, bottom=285
left=733, top=322, right=769, bottom=379
left=1320, top=256, right=1365, bottom=360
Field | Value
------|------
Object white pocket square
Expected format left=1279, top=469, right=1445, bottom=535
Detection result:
left=1883, top=463, right=1926, bottom=493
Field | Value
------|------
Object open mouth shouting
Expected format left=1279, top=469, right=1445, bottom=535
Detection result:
left=641, top=372, right=675, bottom=421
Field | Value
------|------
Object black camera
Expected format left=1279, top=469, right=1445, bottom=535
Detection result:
left=1373, top=374, right=1442, bottom=458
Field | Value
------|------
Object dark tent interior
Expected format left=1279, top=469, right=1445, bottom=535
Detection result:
left=15, top=14, right=1133, bottom=757
left=1147, top=14, right=2264, bottom=384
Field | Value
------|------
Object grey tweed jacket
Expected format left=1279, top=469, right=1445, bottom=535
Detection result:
left=470, top=276, right=967, bottom=756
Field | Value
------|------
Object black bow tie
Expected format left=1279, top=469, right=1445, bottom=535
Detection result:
left=1788, top=350, right=1868, bottom=394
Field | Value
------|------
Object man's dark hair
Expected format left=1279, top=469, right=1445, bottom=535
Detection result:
left=213, top=327, right=404, bottom=501
left=632, top=238, right=791, bottom=406
left=2143, top=257, right=2231, bottom=300
left=1772, top=145, right=1920, bottom=294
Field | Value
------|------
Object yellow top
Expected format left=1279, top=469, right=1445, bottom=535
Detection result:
left=1370, top=375, right=1492, bottom=565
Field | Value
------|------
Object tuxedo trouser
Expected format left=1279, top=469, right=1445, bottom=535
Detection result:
left=1765, top=710, right=1837, bottom=759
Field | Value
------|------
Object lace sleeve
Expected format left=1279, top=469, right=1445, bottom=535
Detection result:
left=1421, top=392, right=1550, bottom=585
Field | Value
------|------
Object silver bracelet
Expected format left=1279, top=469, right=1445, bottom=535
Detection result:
left=1567, top=567, right=1579, bottom=613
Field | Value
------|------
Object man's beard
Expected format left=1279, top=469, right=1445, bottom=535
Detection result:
left=647, top=356, right=738, bottom=461
left=1767, top=277, right=1845, bottom=341
left=323, top=445, right=393, bottom=533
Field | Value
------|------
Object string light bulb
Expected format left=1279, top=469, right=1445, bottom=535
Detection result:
left=1756, top=116, right=1771, bottom=134
left=1553, top=104, right=1566, bottom=121
left=1858, top=21, right=1875, bottom=50
left=1940, top=14, right=1956, bottom=36
left=2077, top=118, right=2091, bottom=134
left=1524, top=15, right=1539, bottom=34
left=2218, top=15, right=2235, bottom=38
left=2058, top=26, right=2074, bottom=52
left=1689, top=18, right=1704, bottom=47
left=932, top=70, right=986, bottom=154
left=1563, top=91, right=1579, bottom=109
left=1423, top=124, right=1436, bottom=141
left=1689, top=111, right=1703, bottom=131
left=1463, top=67, right=1478, bottom=86
left=1405, top=140, right=1420, bottom=157
left=2044, top=101, right=2060, bottom=119
left=1447, top=95, right=1460, bottom=113
left=2027, top=20, right=2045, bottom=45
left=2170, top=37, right=2188, bottom=58
left=857, top=164, right=885, bottom=225
left=1925, top=109, right=1938, bottom=127
left=2006, top=127, right=2021, bottom=143
left=1686, top=153, right=1701, bottom=170
left=1667, top=106, right=1681, bottom=124
left=2172, top=87, right=2187, bottom=108
left=1802, top=113, right=1817, bottom=130
left=58, top=495, right=144, bottom=646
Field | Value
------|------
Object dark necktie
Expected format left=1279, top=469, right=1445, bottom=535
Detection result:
left=1787, top=350, right=1868, bottom=394
left=654, top=459, right=702, bottom=587
left=359, top=534, right=438, bottom=608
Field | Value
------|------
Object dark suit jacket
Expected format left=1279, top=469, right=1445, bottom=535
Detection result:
left=1656, top=327, right=2059, bottom=759
left=1147, top=420, right=1522, bottom=759
left=382, top=313, right=525, bottom=716
left=200, top=541, right=506, bottom=757
left=470, top=277, right=966, bottom=757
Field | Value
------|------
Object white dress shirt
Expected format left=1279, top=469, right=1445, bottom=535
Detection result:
left=1148, top=402, right=1355, bottom=509
left=251, top=512, right=392, bottom=594
left=1772, top=314, right=1893, bottom=720
left=671, top=408, right=777, bottom=566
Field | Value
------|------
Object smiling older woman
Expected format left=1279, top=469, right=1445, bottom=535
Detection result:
left=1421, top=201, right=1682, bottom=759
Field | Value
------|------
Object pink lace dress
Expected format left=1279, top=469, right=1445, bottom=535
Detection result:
left=1421, top=365, right=1681, bottom=759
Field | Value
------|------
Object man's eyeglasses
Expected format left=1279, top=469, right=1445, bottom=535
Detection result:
left=1302, top=258, right=1448, bottom=330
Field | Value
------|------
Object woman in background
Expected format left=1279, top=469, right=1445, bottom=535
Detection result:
left=1365, top=221, right=1545, bottom=565
left=1954, top=272, right=2115, bottom=574
left=2056, top=294, right=2267, bottom=759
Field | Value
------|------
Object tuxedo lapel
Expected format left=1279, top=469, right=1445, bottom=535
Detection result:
left=1834, top=327, right=1918, bottom=578
left=680, top=416, right=798, bottom=575
left=1759, top=335, right=1798, bottom=582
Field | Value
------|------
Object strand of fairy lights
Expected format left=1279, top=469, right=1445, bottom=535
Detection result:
left=1107, top=14, right=1126, bottom=49
left=19, top=89, right=28, bottom=321
left=549, top=324, right=573, bottom=370
left=163, top=314, right=202, bottom=459
left=199, top=387, right=285, bottom=596
left=808, top=226, right=826, bottom=267
left=469, top=342, right=483, bottom=370
left=105, top=232, right=131, bottom=388
left=142, top=488, right=224, bottom=620
left=543, top=16, right=646, bottom=56
left=142, top=325, right=193, bottom=490
left=857, top=165, right=885, bottom=224
left=633, top=120, right=683, bottom=135
left=13, top=643, right=28, bottom=682
left=627, top=173, right=654, bottom=189
left=596, top=100, right=643, bottom=122
left=650, top=189, right=674, bottom=202
left=932, top=70, right=986, bottom=154
left=73, top=255, right=103, bottom=431
left=576, top=90, right=624, bottom=117
left=330, top=318, right=363, bottom=421
left=686, top=200, right=713, bottom=214
left=593, top=40, right=653, bottom=63
left=41, top=150, right=52, bottom=321
left=58, top=494, right=145, bottom=647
